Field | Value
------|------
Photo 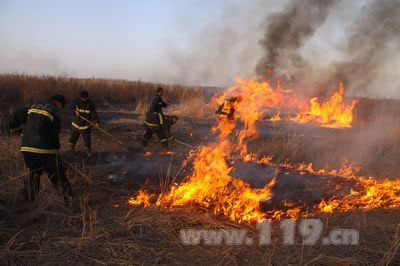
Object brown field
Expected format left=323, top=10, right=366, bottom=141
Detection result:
left=1, top=75, right=400, bottom=265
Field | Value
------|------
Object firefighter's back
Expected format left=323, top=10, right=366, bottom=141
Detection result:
left=21, top=102, right=60, bottom=154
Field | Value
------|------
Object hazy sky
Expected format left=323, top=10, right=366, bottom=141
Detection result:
left=1, top=0, right=399, bottom=96
left=0, top=0, right=270, bottom=86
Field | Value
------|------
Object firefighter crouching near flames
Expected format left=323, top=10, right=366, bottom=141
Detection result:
left=69, top=91, right=99, bottom=155
left=215, top=95, right=243, bottom=122
left=142, top=87, right=174, bottom=147
left=9, top=95, right=73, bottom=205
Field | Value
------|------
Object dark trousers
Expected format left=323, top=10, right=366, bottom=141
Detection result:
left=69, top=128, right=91, bottom=151
left=143, top=126, right=168, bottom=146
left=22, top=152, right=72, bottom=202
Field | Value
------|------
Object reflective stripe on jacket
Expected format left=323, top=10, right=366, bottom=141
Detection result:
left=71, top=98, right=98, bottom=130
left=10, top=102, right=61, bottom=154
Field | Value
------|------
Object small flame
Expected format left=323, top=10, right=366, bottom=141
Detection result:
left=129, top=190, right=152, bottom=207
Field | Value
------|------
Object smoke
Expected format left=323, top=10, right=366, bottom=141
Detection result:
left=330, top=0, right=400, bottom=97
left=256, top=0, right=337, bottom=92
left=255, top=0, right=400, bottom=98
left=0, top=39, right=75, bottom=77
left=155, top=0, right=273, bottom=87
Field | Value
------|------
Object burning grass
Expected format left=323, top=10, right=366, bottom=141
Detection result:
left=129, top=78, right=400, bottom=224
left=0, top=136, right=399, bottom=265
left=2, top=76, right=400, bottom=263
left=1, top=174, right=400, bottom=265
left=0, top=118, right=399, bottom=264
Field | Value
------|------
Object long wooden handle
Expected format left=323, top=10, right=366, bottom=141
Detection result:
left=174, top=139, right=193, bottom=148
left=78, top=116, right=124, bottom=146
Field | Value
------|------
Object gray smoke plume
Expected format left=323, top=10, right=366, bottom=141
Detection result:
left=256, top=0, right=400, bottom=98
left=330, top=0, right=400, bottom=96
left=256, top=0, right=337, bottom=89
left=155, top=0, right=273, bottom=87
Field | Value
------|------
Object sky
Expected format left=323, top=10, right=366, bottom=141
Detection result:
left=0, top=0, right=271, bottom=86
left=0, top=0, right=399, bottom=96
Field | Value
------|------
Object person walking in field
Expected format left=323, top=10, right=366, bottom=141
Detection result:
left=9, top=95, right=73, bottom=205
left=69, top=91, right=100, bottom=155
left=142, top=87, right=171, bottom=147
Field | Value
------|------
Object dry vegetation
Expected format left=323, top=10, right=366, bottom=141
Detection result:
left=1, top=74, right=400, bottom=265
left=1, top=146, right=400, bottom=265
left=1, top=137, right=400, bottom=265
left=248, top=116, right=400, bottom=179
left=0, top=73, right=208, bottom=111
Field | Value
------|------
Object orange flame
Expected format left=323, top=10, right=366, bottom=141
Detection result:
left=129, top=190, right=152, bottom=207
left=290, top=82, right=357, bottom=128
left=129, top=78, right=400, bottom=223
left=140, top=138, right=277, bottom=222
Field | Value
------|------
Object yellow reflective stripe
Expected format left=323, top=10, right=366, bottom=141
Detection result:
left=76, top=108, right=90, bottom=113
left=72, top=122, right=90, bottom=130
left=21, top=146, right=59, bottom=154
left=28, top=109, right=54, bottom=122
left=144, top=121, right=160, bottom=127
left=160, top=138, right=168, bottom=142
left=146, top=112, right=163, bottom=126
left=157, top=113, right=163, bottom=125
left=167, top=136, right=174, bottom=140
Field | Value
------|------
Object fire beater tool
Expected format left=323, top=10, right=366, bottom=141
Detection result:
left=174, top=138, right=193, bottom=149
left=78, top=116, right=138, bottom=152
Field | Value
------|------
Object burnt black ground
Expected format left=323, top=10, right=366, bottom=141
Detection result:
left=1, top=109, right=400, bottom=265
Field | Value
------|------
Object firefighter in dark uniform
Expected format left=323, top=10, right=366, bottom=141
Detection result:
left=9, top=95, right=73, bottom=205
left=69, top=91, right=99, bottom=154
left=142, top=87, right=170, bottom=147
left=215, top=95, right=243, bottom=122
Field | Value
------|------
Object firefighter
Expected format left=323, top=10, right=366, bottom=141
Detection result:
left=142, top=87, right=170, bottom=147
left=215, top=95, right=243, bottom=121
left=9, top=95, right=73, bottom=205
left=69, top=91, right=99, bottom=155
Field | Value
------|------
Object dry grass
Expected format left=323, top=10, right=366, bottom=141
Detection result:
left=2, top=77, right=400, bottom=264
left=0, top=73, right=206, bottom=108
left=247, top=117, right=400, bottom=178
left=0, top=121, right=399, bottom=265
left=169, top=96, right=213, bottom=119
left=0, top=74, right=212, bottom=123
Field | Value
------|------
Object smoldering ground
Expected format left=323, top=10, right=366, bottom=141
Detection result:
left=85, top=111, right=392, bottom=213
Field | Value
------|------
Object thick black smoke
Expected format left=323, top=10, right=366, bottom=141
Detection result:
left=256, top=0, right=336, bottom=90
left=256, top=0, right=400, bottom=98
